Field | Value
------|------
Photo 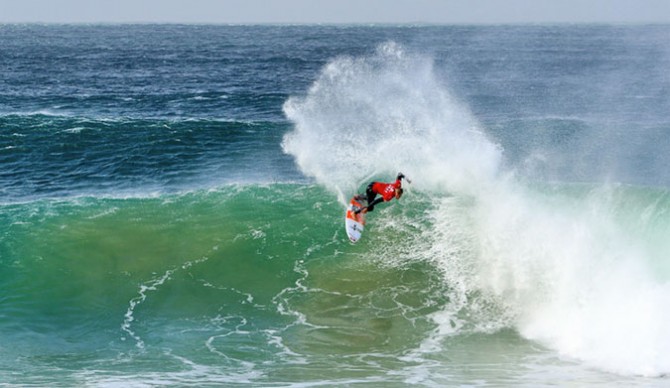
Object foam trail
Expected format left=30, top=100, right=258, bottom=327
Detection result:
left=282, top=41, right=670, bottom=377
left=122, top=269, right=175, bottom=349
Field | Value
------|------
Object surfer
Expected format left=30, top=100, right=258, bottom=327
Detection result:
left=354, top=172, right=406, bottom=214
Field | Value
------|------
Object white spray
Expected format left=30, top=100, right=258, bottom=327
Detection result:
left=282, top=42, right=500, bottom=202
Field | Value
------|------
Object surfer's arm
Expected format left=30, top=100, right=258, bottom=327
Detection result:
left=396, top=172, right=411, bottom=184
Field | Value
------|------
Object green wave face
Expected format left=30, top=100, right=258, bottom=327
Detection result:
left=0, top=184, right=450, bottom=384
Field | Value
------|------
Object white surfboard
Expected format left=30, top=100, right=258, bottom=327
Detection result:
left=345, top=195, right=367, bottom=243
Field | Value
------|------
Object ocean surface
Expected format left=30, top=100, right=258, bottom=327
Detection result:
left=1, top=24, right=670, bottom=386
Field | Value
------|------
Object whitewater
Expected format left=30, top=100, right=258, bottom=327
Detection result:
left=283, top=41, right=670, bottom=378
left=2, top=25, right=670, bottom=386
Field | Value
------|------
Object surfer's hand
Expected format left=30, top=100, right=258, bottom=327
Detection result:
left=397, top=172, right=405, bottom=180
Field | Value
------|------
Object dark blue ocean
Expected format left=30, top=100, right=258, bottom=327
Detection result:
left=2, top=24, right=670, bottom=386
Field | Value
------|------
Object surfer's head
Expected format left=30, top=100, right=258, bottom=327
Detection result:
left=395, top=187, right=404, bottom=199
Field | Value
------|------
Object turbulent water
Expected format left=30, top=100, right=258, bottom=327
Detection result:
left=2, top=24, right=670, bottom=386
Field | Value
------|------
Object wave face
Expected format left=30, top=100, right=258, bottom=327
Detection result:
left=4, top=184, right=670, bottom=384
left=0, top=185, right=452, bottom=386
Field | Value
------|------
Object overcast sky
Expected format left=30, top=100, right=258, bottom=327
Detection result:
left=1, top=0, right=669, bottom=24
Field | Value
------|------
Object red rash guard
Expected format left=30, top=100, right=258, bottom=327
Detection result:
left=370, top=179, right=402, bottom=202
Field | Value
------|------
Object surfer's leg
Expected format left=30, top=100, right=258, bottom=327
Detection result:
left=366, top=194, right=377, bottom=212
left=367, top=197, right=383, bottom=212
left=365, top=183, right=375, bottom=204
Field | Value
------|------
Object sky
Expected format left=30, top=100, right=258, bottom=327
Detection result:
left=1, top=0, right=670, bottom=24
